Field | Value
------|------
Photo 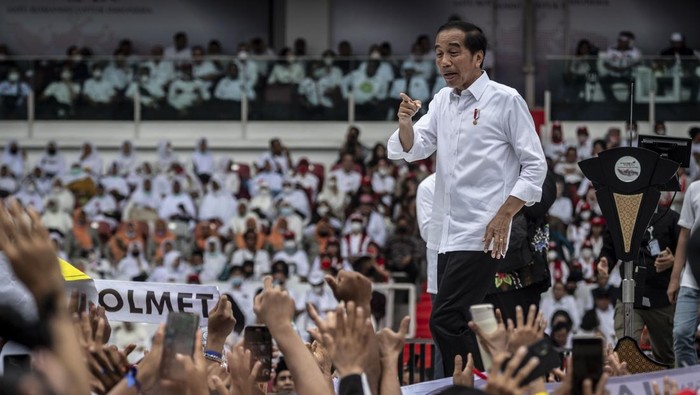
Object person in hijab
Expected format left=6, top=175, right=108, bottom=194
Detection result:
left=291, top=158, right=320, bottom=200
left=317, top=175, right=345, bottom=218
left=158, top=179, right=196, bottom=221
left=192, top=138, right=215, bottom=186
left=62, top=162, right=96, bottom=202
left=115, top=241, right=149, bottom=281
left=274, top=179, right=310, bottom=219
left=67, top=208, right=101, bottom=260
left=122, top=178, right=156, bottom=221
left=274, top=200, right=303, bottom=243
left=14, top=180, right=44, bottom=213
left=148, top=221, right=175, bottom=262
left=108, top=221, right=146, bottom=264
left=272, top=231, right=310, bottom=279
left=78, top=142, right=103, bottom=176
left=0, top=164, right=17, bottom=198
left=231, top=230, right=271, bottom=280
left=199, top=175, right=236, bottom=223
left=101, top=162, right=130, bottom=202
left=83, top=183, right=118, bottom=222
left=156, top=140, right=179, bottom=173
left=217, top=158, right=241, bottom=197
left=200, top=236, right=227, bottom=283
left=219, top=199, right=257, bottom=241
left=41, top=198, right=73, bottom=236
left=2, top=139, right=24, bottom=178
left=126, top=161, right=152, bottom=190
left=37, top=140, right=66, bottom=179
left=45, top=178, right=75, bottom=214
left=116, top=140, right=137, bottom=176
left=27, top=166, right=52, bottom=196
left=250, top=159, right=283, bottom=196
left=153, top=250, right=189, bottom=283
left=249, top=181, right=275, bottom=218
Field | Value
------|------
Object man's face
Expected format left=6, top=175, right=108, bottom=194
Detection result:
left=245, top=234, right=257, bottom=249
left=192, top=48, right=204, bottom=63
left=553, top=283, right=566, bottom=300
left=435, top=29, right=482, bottom=91
left=595, top=296, right=610, bottom=311
left=271, top=140, right=282, bottom=155
left=275, top=370, right=295, bottom=393
left=617, top=38, right=630, bottom=50
left=175, top=35, right=187, bottom=50
left=152, top=47, right=164, bottom=60
left=199, top=140, right=207, bottom=152
left=342, top=155, right=354, bottom=171
left=553, top=328, right=569, bottom=346
left=172, top=181, right=181, bottom=194
left=228, top=64, right=239, bottom=78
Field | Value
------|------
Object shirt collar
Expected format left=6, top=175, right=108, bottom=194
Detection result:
left=451, top=71, right=490, bottom=101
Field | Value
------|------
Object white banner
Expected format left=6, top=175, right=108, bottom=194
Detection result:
left=66, top=279, right=220, bottom=326
left=401, top=365, right=700, bottom=395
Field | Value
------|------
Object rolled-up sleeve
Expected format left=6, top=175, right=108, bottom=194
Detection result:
left=505, top=95, right=547, bottom=206
left=387, top=97, right=438, bottom=162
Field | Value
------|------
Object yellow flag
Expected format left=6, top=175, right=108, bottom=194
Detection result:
left=60, top=258, right=91, bottom=281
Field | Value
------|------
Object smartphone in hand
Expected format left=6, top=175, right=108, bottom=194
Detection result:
left=244, top=325, right=272, bottom=382
left=160, top=312, right=200, bottom=380
left=572, top=336, right=604, bottom=395
left=502, top=338, right=562, bottom=386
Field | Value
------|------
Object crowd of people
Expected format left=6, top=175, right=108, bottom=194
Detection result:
left=0, top=30, right=478, bottom=121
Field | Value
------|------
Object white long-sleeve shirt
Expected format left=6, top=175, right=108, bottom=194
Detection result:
left=388, top=72, right=546, bottom=253
left=417, top=174, right=438, bottom=294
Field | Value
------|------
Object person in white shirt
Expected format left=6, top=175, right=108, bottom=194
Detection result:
left=330, top=152, right=361, bottom=196
left=214, top=62, right=256, bottom=102
left=158, top=179, right=196, bottom=221
left=297, top=271, right=338, bottom=341
left=554, top=147, right=584, bottom=186
left=417, top=174, right=438, bottom=296
left=199, top=176, right=236, bottom=224
left=257, top=138, right=292, bottom=175
left=227, top=266, right=257, bottom=327
left=82, top=65, right=116, bottom=105
left=83, top=184, right=118, bottom=220
left=249, top=182, right=275, bottom=218
left=600, top=31, right=642, bottom=102
left=191, top=138, right=215, bottom=185
left=164, top=31, right=192, bottom=62
left=40, top=67, right=80, bottom=117
left=575, top=126, right=593, bottom=161
left=115, top=140, right=137, bottom=176
left=37, top=140, right=66, bottom=178
left=275, top=201, right=304, bottom=242
left=1, top=139, right=24, bottom=178
left=402, top=42, right=436, bottom=80
left=0, top=165, right=17, bottom=197
left=344, top=60, right=389, bottom=119
left=123, top=178, right=159, bottom=220
left=389, top=66, right=431, bottom=117
left=267, top=48, right=305, bottom=85
left=200, top=236, right=226, bottom=283
left=549, top=179, right=574, bottom=225
left=144, top=46, right=176, bottom=87
left=297, top=61, right=342, bottom=119
left=41, top=198, right=73, bottom=235
left=540, top=281, right=581, bottom=332
left=357, top=50, right=395, bottom=85
left=371, top=158, right=396, bottom=206
left=291, top=158, right=319, bottom=199
left=220, top=200, right=258, bottom=238
left=0, top=67, right=31, bottom=117
left=103, top=55, right=132, bottom=91
left=191, top=46, right=220, bottom=91
left=319, top=50, right=345, bottom=87
left=78, top=142, right=103, bottom=176
left=13, top=181, right=44, bottom=212
left=125, top=67, right=166, bottom=109
left=274, top=179, right=310, bottom=219
left=167, top=64, right=210, bottom=113
left=340, top=213, right=372, bottom=262
left=272, top=234, right=310, bottom=279
left=230, top=230, right=271, bottom=279
left=44, top=178, right=74, bottom=214
left=387, top=21, right=546, bottom=373
left=116, top=242, right=149, bottom=281
left=250, top=161, right=284, bottom=196
left=544, top=123, right=567, bottom=164
left=592, top=287, right=616, bottom=347
left=155, top=140, right=179, bottom=173
left=101, top=162, right=130, bottom=201
left=317, top=176, right=346, bottom=218
left=234, top=53, right=259, bottom=93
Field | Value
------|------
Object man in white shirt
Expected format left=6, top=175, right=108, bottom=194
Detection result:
left=82, top=65, right=116, bottom=107
left=167, top=64, right=210, bottom=113
left=371, top=158, right=396, bottom=206
left=600, top=31, right=642, bottom=102
left=230, top=230, right=271, bottom=280
left=387, top=21, right=546, bottom=372
left=103, top=55, right=132, bottom=91
left=330, top=152, right=361, bottom=196
left=214, top=63, right=256, bottom=102
left=192, top=46, right=220, bottom=91
left=41, top=67, right=80, bottom=117
left=669, top=180, right=700, bottom=367
left=164, top=31, right=192, bottom=62
left=389, top=66, right=431, bottom=117
left=144, top=46, right=176, bottom=88
left=345, top=60, right=389, bottom=120
left=0, top=67, right=31, bottom=117
left=256, top=138, right=292, bottom=175
left=540, top=281, right=581, bottom=332
left=41, top=198, right=73, bottom=236
left=192, top=138, right=215, bottom=185
left=592, top=287, right=616, bottom=348
left=402, top=43, right=436, bottom=80
left=298, top=62, right=340, bottom=118
left=125, top=67, right=165, bottom=109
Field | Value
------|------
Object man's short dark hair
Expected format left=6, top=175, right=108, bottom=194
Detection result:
left=436, top=21, right=488, bottom=69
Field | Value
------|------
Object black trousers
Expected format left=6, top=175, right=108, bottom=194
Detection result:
left=430, top=251, right=500, bottom=373
left=484, top=286, right=543, bottom=325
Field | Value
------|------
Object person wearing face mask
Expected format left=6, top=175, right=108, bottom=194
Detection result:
left=267, top=47, right=305, bottom=85
left=81, top=65, right=116, bottom=113
left=371, top=158, right=396, bottom=206
left=547, top=241, right=570, bottom=285
left=0, top=66, right=31, bottom=118
left=597, top=204, right=680, bottom=366
left=14, top=180, right=44, bottom=213
left=385, top=215, right=422, bottom=284
left=213, top=62, right=255, bottom=117
left=291, top=158, right=319, bottom=199
left=319, top=50, right=344, bottom=87
left=575, top=126, right=593, bottom=160
left=41, top=198, right=73, bottom=236
left=564, top=270, right=594, bottom=321
left=575, top=241, right=598, bottom=283
left=0, top=165, right=17, bottom=197
left=402, top=42, right=436, bottom=80
left=37, top=140, right=66, bottom=179
left=317, top=176, right=345, bottom=217
left=199, top=236, right=227, bottom=283
left=275, top=179, right=310, bottom=218
left=115, top=241, right=149, bottom=281
left=340, top=213, right=372, bottom=263
left=298, top=270, right=338, bottom=341
left=1, top=140, right=24, bottom=178
left=167, top=63, right=210, bottom=113
left=272, top=231, right=310, bottom=279
left=539, top=281, right=580, bottom=334
left=227, top=265, right=256, bottom=327
left=40, top=66, right=80, bottom=118
left=231, top=230, right=271, bottom=280
left=251, top=160, right=283, bottom=196
left=544, top=122, right=567, bottom=164
left=567, top=204, right=592, bottom=258
left=125, top=67, right=165, bottom=110
left=44, top=178, right=74, bottom=214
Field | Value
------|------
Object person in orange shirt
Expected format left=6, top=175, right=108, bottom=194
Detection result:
left=107, top=221, right=145, bottom=264
left=148, top=219, right=175, bottom=262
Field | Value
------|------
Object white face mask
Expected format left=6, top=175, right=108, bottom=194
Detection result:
left=283, top=240, right=296, bottom=251
left=280, top=206, right=293, bottom=216
left=283, top=186, right=292, bottom=194
left=547, top=251, right=558, bottom=261
left=580, top=211, right=591, bottom=221
left=8, top=72, right=19, bottom=82
left=92, top=70, right=102, bottom=79
left=324, top=57, right=333, bottom=66
left=61, top=71, right=72, bottom=80
left=140, top=75, right=149, bottom=83
left=350, top=221, right=363, bottom=233
left=378, top=167, right=388, bottom=176
left=317, top=206, right=329, bottom=216
left=581, top=249, right=593, bottom=259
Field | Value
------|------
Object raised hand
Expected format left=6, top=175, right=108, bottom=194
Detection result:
left=321, top=302, right=372, bottom=377
left=397, top=93, right=422, bottom=121
left=453, top=354, right=475, bottom=387
left=174, top=329, right=209, bottom=395
left=254, top=276, right=296, bottom=331
left=651, top=376, right=680, bottom=395
left=603, top=344, right=629, bottom=377
left=468, top=308, right=508, bottom=356
left=325, top=270, right=373, bottom=310
left=377, top=316, right=410, bottom=360
left=485, top=348, right=540, bottom=395
left=506, top=305, right=545, bottom=353
left=207, top=296, right=236, bottom=352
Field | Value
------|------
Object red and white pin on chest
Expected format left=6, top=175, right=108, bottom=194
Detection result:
left=473, top=108, right=480, bottom=125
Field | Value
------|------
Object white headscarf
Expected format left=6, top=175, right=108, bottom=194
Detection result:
left=128, top=178, right=159, bottom=210
left=38, top=140, right=66, bottom=178
left=116, top=140, right=137, bottom=176
left=201, top=236, right=226, bottom=283
left=116, top=241, right=148, bottom=280
left=156, top=140, right=178, bottom=173
left=14, top=180, right=44, bottom=212
left=158, top=180, right=196, bottom=220
left=79, top=142, right=103, bottom=176
left=199, top=175, right=237, bottom=223
left=2, top=139, right=24, bottom=178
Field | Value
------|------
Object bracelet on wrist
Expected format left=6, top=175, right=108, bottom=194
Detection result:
left=204, top=350, right=224, bottom=364
left=126, top=366, right=141, bottom=391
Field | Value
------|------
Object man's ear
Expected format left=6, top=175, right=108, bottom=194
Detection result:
left=476, top=51, right=485, bottom=68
